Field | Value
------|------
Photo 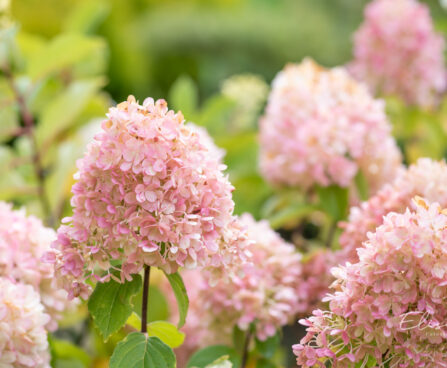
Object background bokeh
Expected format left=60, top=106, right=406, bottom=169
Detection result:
left=2, top=1, right=447, bottom=367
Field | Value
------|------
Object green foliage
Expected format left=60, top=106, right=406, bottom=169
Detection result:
left=164, top=271, right=189, bottom=328
left=109, top=333, right=176, bottom=368
left=132, top=284, right=170, bottom=323
left=126, top=314, right=185, bottom=348
left=26, top=33, right=105, bottom=80
left=187, top=345, right=241, bottom=368
left=88, top=275, right=142, bottom=341
left=147, top=321, right=185, bottom=348
left=49, top=336, right=91, bottom=368
left=255, top=333, right=280, bottom=359
left=169, top=74, right=199, bottom=118
left=193, top=356, right=234, bottom=368
left=316, top=185, right=349, bottom=221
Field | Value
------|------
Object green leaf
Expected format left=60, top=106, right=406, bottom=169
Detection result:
left=88, top=274, right=142, bottom=341
left=64, top=0, right=110, bottom=34
left=35, top=78, right=104, bottom=148
left=232, top=326, right=245, bottom=353
left=169, top=75, right=198, bottom=118
left=110, top=333, right=176, bottom=368
left=354, top=170, right=369, bottom=201
left=255, top=333, right=280, bottom=359
left=27, top=33, right=105, bottom=80
left=49, top=336, right=91, bottom=367
left=164, top=272, right=189, bottom=328
left=316, top=185, right=349, bottom=221
left=201, top=356, right=233, bottom=368
left=126, top=314, right=185, bottom=348
left=196, top=95, right=236, bottom=136
left=256, top=358, right=276, bottom=368
left=187, top=346, right=240, bottom=368
left=147, top=321, right=185, bottom=348
left=133, top=285, right=170, bottom=322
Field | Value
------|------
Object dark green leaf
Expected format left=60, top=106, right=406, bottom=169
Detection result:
left=110, top=333, right=176, bottom=368
left=164, top=272, right=189, bottom=328
left=255, top=333, right=280, bottom=359
left=88, top=274, right=142, bottom=341
left=49, top=336, right=91, bottom=367
left=256, top=358, right=276, bottom=368
left=316, top=185, right=349, bottom=221
left=187, top=345, right=240, bottom=368
left=354, top=170, right=369, bottom=201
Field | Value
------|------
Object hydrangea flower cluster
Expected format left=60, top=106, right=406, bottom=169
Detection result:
left=48, top=96, right=240, bottom=298
left=349, top=0, right=446, bottom=107
left=294, top=198, right=447, bottom=367
left=178, top=214, right=304, bottom=344
left=340, top=158, right=447, bottom=264
left=259, top=58, right=402, bottom=193
left=0, top=277, right=50, bottom=368
left=0, top=202, right=70, bottom=330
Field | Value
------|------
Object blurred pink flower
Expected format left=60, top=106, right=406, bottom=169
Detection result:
left=169, top=214, right=304, bottom=356
left=294, top=198, right=447, bottom=367
left=259, top=59, right=402, bottom=193
left=48, top=96, right=241, bottom=299
left=349, top=0, right=446, bottom=107
left=0, top=202, right=71, bottom=331
left=298, top=249, right=339, bottom=315
left=340, top=158, right=447, bottom=264
left=0, top=277, right=50, bottom=368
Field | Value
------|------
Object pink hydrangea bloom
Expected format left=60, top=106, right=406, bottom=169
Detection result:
left=187, top=123, right=225, bottom=163
left=48, top=96, right=239, bottom=298
left=0, top=278, right=50, bottom=368
left=259, top=58, right=402, bottom=193
left=294, top=198, right=447, bottom=367
left=340, top=158, right=447, bottom=264
left=349, top=0, right=446, bottom=107
left=0, top=202, right=71, bottom=330
left=178, top=214, right=304, bottom=344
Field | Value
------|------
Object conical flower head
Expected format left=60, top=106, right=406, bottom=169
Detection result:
left=49, top=96, right=240, bottom=298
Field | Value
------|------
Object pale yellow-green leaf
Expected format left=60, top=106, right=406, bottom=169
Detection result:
left=35, top=78, right=104, bottom=148
left=147, top=321, right=185, bottom=348
left=27, top=33, right=104, bottom=80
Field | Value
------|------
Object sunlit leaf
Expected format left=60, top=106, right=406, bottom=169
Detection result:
left=109, top=333, right=175, bottom=368
left=35, top=78, right=104, bottom=148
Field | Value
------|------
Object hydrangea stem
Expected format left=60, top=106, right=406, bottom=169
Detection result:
left=240, top=329, right=252, bottom=368
left=141, top=265, right=151, bottom=333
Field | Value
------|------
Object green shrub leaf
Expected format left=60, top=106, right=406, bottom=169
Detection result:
left=164, top=271, right=189, bottom=328
left=110, top=333, right=176, bottom=368
left=88, top=274, right=142, bottom=341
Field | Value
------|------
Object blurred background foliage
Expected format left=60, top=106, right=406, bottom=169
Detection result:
left=2, top=0, right=447, bottom=366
